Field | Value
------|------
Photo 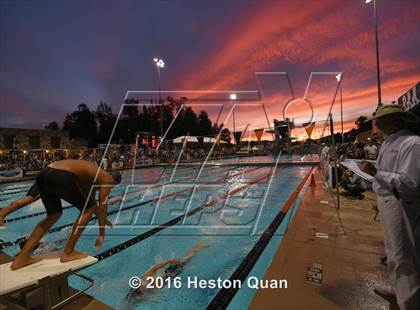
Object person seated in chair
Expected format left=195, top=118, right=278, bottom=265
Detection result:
left=340, top=169, right=367, bottom=199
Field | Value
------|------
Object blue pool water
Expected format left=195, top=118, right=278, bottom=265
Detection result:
left=0, top=162, right=311, bottom=309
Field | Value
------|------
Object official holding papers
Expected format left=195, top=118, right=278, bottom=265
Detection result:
left=362, top=104, right=420, bottom=310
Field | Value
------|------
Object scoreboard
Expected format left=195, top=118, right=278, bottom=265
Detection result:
left=137, top=131, right=156, bottom=148
left=398, top=82, right=420, bottom=111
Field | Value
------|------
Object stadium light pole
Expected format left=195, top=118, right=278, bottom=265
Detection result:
left=230, top=93, right=237, bottom=133
left=365, top=0, right=382, bottom=108
left=336, top=74, right=344, bottom=143
left=153, top=57, right=165, bottom=140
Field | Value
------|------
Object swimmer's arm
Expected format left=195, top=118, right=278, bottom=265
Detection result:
left=144, top=259, right=179, bottom=278
left=0, top=196, right=35, bottom=224
left=96, top=187, right=111, bottom=236
left=184, top=243, right=209, bottom=260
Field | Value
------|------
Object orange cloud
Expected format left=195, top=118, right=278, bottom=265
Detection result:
left=175, top=1, right=419, bottom=136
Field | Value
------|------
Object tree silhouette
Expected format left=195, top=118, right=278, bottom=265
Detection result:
left=181, top=107, right=199, bottom=136
left=95, top=101, right=116, bottom=143
left=122, top=99, right=140, bottom=119
left=116, top=99, right=141, bottom=143
left=44, top=121, right=59, bottom=130
left=59, top=97, right=232, bottom=146
left=355, top=116, right=368, bottom=129
left=354, top=115, right=372, bottom=134
left=198, top=111, right=213, bottom=136
left=138, top=105, right=151, bottom=132
left=63, top=103, right=97, bottom=146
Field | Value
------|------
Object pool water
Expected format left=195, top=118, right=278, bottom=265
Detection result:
left=0, top=163, right=311, bottom=309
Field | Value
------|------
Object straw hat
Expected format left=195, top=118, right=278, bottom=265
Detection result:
left=369, top=104, right=419, bottom=125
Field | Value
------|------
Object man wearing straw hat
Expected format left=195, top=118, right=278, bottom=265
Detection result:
left=363, top=104, right=420, bottom=309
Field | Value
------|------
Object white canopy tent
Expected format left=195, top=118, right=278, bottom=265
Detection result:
left=172, top=136, right=227, bottom=144
left=172, top=136, right=199, bottom=144
left=203, top=137, right=227, bottom=144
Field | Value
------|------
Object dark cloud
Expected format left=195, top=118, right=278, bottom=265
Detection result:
left=0, top=0, right=419, bottom=130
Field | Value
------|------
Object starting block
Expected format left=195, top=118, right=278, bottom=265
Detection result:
left=0, top=256, right=97, bottom=309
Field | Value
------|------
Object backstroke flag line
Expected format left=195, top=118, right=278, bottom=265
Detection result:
left=304, top=122, right=315, bottom=139
left=254, top=129, right=264, bottom=142
left=233, top=131, right=242, bottom=145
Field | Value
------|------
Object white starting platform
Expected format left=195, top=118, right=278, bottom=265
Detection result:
left=0, top=256, right=97, bottom=309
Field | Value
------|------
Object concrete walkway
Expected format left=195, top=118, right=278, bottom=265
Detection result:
left=251, top=168, right=398, bottom=309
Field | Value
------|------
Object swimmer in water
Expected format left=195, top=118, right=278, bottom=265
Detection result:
left=126, top=242, right=208, bottom=302
left=0, top=183, right=40, bottom=227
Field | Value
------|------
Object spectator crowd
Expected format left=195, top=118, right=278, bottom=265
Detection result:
left=320, top=138, right=382, bottom=200
left=0, top=143, right=272, bottom=175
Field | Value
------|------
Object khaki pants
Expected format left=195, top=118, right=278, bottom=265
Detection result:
left=377, top=195, right=420, bottom=310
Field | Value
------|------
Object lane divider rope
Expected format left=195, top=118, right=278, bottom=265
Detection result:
left=94, top=169, right=273, bottom=261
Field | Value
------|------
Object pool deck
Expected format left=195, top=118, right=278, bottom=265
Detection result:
left=250, top=167, right=398, bottom=309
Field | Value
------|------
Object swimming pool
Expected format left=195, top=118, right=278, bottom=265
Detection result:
left=0, top=161, right=313, bottom=309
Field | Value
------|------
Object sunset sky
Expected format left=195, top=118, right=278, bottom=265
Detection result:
left=0, top=0, right=419, bottom=139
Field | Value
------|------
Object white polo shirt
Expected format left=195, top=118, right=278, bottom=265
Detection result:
left=373, top=128, right=420, bottom=202
left=364, top=144, right=378, bottom=159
